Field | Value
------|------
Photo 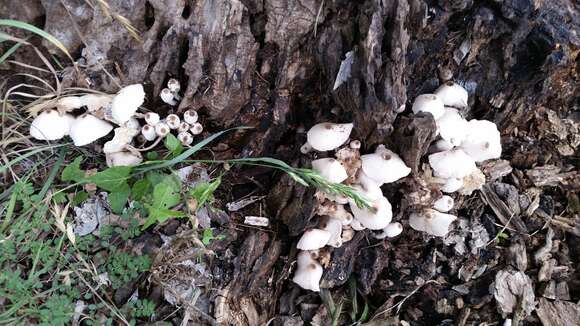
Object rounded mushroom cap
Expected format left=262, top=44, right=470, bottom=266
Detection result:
left=144, top=112, right=160, bottom=126
left=355, top=170, right=383, bottom=200
left=183, top=109, right=198, bottom=124
left=441, top=177, right=463, bottom=193
left=56, top=96, right=83, bottom=111
left=190, top=122, right=203, bottom=135
left=155, top=122, right=170, bottom=137
left=349, top=195, right=392, bottom=230
left=30, top=110, right=74, bottom=141
left=460, top=119, right=502, bottom=162
left=428, top=148, right=476, bottom=179
left=409, top=209, right=457, bottom=237
left=141, top=124, right=157, bottom=141
left=320, top=217, right=343, bottom=248
left=167, top=78, right=180, bottom=93
left=435, top=81, right=468, bottom=109
left=433, top=195, right=454, bottom=212
left=111, top=84, right=145, bottom=124
left=166, top=114, right=181, bottom=129
left=79, top=94, right=113, bottom=112
left=429, top=138, right=454, bottom=153
left=306, top=122, right=354, bottom=151
left=177, top=131, right=193, bottom=145
left=69, top=114, right=113, bottom=146
left=412, top=94, right=445, bottom=119
left=311, top=158, right=348, bottom=184
left=124, top=117, right=141, bottom=131
left=361, top=146, right=411, bottom=184
left=296, top=228, right=331, bottom=250
left=292, top=251, right=323, bottom=292
left=383, top=222, right=403, bottom=238
left=160, top=88, right=176, bottom=105
left=437, top=108, right=468, bottom=147
left=105, top=151, right=143, bottom=167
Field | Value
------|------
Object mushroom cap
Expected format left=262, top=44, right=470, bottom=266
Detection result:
left=324, top=192, right=349, bottom=204
left=460, top=119, right=502, bottom=162
left=437, top=108, right=468, bottom=147
left=428, top=148, right=476, bottom=179
left=441, top=177, right=463, bottom=193
left=433, top=195, right=454, bottom=212
left=103, top=127, right=137, bottom=154
left=166, top=114, right=181, bottom=129
left=190, top=122, right=203, bottom=135
left=350, top=219, right=365, bottom=231
left=155, top=122, right=170, bottom=137
left=412, top=94, right=445, bottom=119
left=383, top=222, right=403, bottom=238
left=124, top=117, right=141, bottom=131
left=144, top=112, right=160, bottom=126
left=160, top=88, right=176, bottom=105
left=141, top=124, right=157, bottom=141
left=296, top=228, right=331, bottom=250
left=349, top=195, right=392, bottom=230
left=79, top=94, right=113, bottom=112
left=30, top=110, right=74, bottom=141
left=292, top=251, right=323, bottom=292
left=409, top=209, right=457, bottom=237
left=56, top=96, right=83, bottom=111
left=183, top=109, right=198, bottom=124
left=69, top=114, right=113, bottom=146
left=111, top=84, right=145, bottom=124
left=177, top=131, right=193, bottom=145
left=306, top=122, right=353, bottom=151
left=429, top=139, right=454, bottom=153
left=167, top=78, right=180, bottom=93
left=320, top=217, right=343, bottom=248
left=434, top=81, right=468, bottom=109
left=178, top=122, right=190, bottom=133
left=311, top=158, right=348, bottom=183
left=355, top=171, right=383, bottom=200
left=361, top=145, right=411, bottom=184
left=106, top=151, right=143, bottom=167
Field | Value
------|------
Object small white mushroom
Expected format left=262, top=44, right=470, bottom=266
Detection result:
left=361, top=145, right=411, bottom=184
left=69, top=115, right=113, bottom=146
left=434, top=81, right=468, bottom=109
left=409, top=209, right=457, bottom=237
left=141, top=124, right=157, bottom=141
left=167, top=78, right=180, bottom=93
left=105, top=151, right=143, bottom=167
left=154, top=122, right=170, bottom=137
left=166, top=114, right=180, bottom=129
left=160, top=88, right=177, bottom=106
left=349, top=140, right=361, bottom=149
left=103, top=127, right=138, bottom=154
left=177, top=131, right=193, bottom=146
left=350, top=219, right=365, bottom=231
left=311, top=158, right=348, bottom=183
left=56, top=96, right=83, bottom=111
left=124, top=117, right=141, bottom=131
left=460, top=119, right=502, bottom=162
left=30, top=110, right=74, bottom=141
left=428, top=148, right=476, bottom=179
left=349, top=195, right=392, bottom=230
left=433, top=195, right=454, bottom=212
left=305, top=122, right=354, bottom=151
left=300, top=142, right=313, bottom=154
left=190, top=122, right=203, bottom=135
left=178, top=122, right=190, bottom=133
left=429, top=139, right=455, bottom=153
left=316, top=202, right=353, bottom=225
left=183, top=109, right=198, bottom=124
left=144, top=112, right=160, bottom=126
left=296, top=229, right=331, bottom=250
left=412, top=94, right=445, bottom=120
left=436, top=108, right=468, bottom=147
left=355, top=171, right=383, bottom=200
left=374, top=222, right=403, bottom=239
left=441, top=177, right=464, bottom=193
left=111, top=84, right=145, bottom=124
left=292, top=251, right=323, bottom=292
left=320, top=217, right=343, bottom=248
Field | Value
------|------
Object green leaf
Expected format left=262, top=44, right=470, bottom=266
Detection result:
left=131, top=179, right=151, bottom=201
left=61, top=156, right=85, bottom=182
left=109, top=184, right=131, bottom=214
left=87, top=166, right=132, bottom=192
left=72, top=191, right=89, bottom=206
left=164, top=133, right=183, bottom=157
left=142, top=204, right=184, bottom=229
left=189, top=176, right=221, bottom=210
left=151, top=176, right=181, bottom=209
left=201, top=228, right=224, bottom=245
left=145, top=151, right=159, bottom=160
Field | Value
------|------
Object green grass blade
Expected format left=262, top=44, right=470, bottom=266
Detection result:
left=0, top=42, right=23, bottom=64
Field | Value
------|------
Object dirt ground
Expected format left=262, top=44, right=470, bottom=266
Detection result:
left=0, top=0, right=579, bottom=325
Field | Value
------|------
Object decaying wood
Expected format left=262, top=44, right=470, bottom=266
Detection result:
left=536, top=298, right=580, bottom=326
left=480, top=184, right=528, bottom=233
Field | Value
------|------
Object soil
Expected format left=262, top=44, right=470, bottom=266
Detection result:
left=1, top=0, right=579, bottom=325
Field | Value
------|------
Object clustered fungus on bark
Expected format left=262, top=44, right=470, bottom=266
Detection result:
left=292, top=82, right=503, bottom=292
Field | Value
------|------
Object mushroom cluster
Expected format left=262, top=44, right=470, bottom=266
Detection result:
left=293, top=123, right=410, bottom=292
left=29, top=79, right=204, bottom=167
left=409, top=81, right=502, bottom=237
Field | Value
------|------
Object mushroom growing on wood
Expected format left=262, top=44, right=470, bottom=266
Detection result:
left=428, top=148, right=476, bottom=179
left=412, top=94, right=445, bottom=120
left=460, top=119, right=502, bottom=162
left=349, top=195, right=392, bottom=230
left=69, top=114, right=113, bottom=146
left=29, top=110, right=75, bottom=141
left=320, top=217, right=343, bottom=248
left=183, top=109, right=198, bottom=124
left=435, top=81, right=468, bottom=109
left=166, top=114, right=180, bottom=129
left=296, top=228, right=331, bottom=250
left=433, top=195, right=454, bottom=212
left=304, top=122, right=354, bottom=152
left=111, top=84, right=145, bottom=124
left=409, top=209, right=457, bottom=237
left=436, top=108, right=468, bottom=147
left=292, top=251, right=323, bottom=292
left=361, top=145, right=411, bottom=184
left=160, top=88, right=177, bottom=106
left=145, top=112, right=160, bottom=126
left=177, top=131, right=193, bottom=146
left=311, top=158, right=348, bottom=184
left=190, top=122, right=203, bottom=135
left=154, top=122, right=170, bottom=137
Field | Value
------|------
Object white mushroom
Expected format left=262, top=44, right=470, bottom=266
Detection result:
left=69, top=114, right=113, bottom=146
left=355, top=171, right=383, bottom=200
left=292, top=251, right=323, bottom=292
left=167, top=78, right=180, bottom=93
left=111, top=84, right=145, bottom=124
left=409, top=209, right=457, bottom=237
left=29, top=110, right=74, bottom=141
left=320, top=217, right=343, bottom=248
left=154, top=122, right=170, bottom=137
left=183, top=109, right=198, bottom=124
left=412, top=94, right=445, bottom=120
left=124, top=117, right=141, bottom=131
left=305, top=122, right=353, bottom=151
left=144, top=112, right=160, bottom=126
left=190, top=122, right=203, bottom=135
left=103, top=127, right=138, bottom=154
left=435, top=81, right=468, bottom=109
left=459, top=119, right=502, bottom=162
left=177, top=131, right=193, bottom=146
left=361, top=145, right=411, bottom=184
left=56, top=96, right=83, bottom=111
left=160, top=88, right=176, bottom=106
left=436, top=108, right=468, bottom=147
left=433, top=195, right=454, bottom=212
left=350, top=219, right=365, bottom=231
left=349, top=195, right=392, bottom=230
left=105, top=151, right=143, bottom=167
left=311, top=158, right=348, bottom=183
left=296, top=229, right=331, bottom=250
left=429, top=139, right=454, bottom=153
left=316, top=201, right=353, bottom=225
left=178, top=122, right=190, bottom=133
left=78, top=94, right=113, bottom=112
left=374, top=222, right=403, bottom=239
left=428, top=148, right=476, bottom=179
left=440, top=177, right=463, bottom=193
left=166, top=114, right=180, bottom=129
left=141, top=124, right=157, bottom=141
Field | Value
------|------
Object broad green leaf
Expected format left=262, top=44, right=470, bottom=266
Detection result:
left=142, top=204, right=184, bottom=229
left=164, top=133, right=183, bottom=157
left=131, top=179, right=152, bottom=201
left=109, top=184, right=130, bottom=214
left=201, top=228, right=225, bottom=245
left=151, top=177, right=181, bottom=209
left=189, top=176, right=221, bottom=210
left=61, top=156, right=85, bottom=182
left=87, top=166, right=132, bottom=192
left=72, top=191, right=89, bottom=206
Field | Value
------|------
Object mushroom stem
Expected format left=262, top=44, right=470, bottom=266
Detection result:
left=128, top=136, right=164, bottom=152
